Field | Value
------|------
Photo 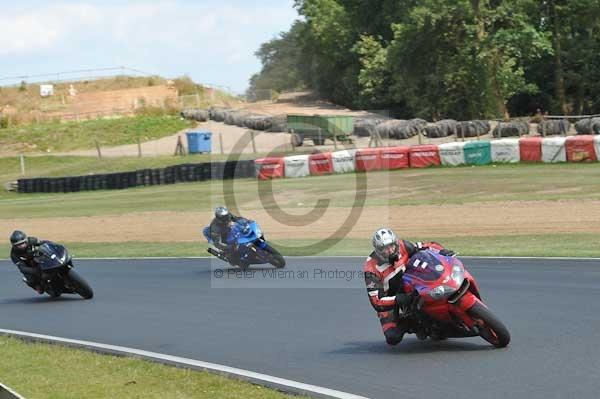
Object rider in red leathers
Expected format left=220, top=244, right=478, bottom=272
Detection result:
left=363, top=228, right=454, bottom=345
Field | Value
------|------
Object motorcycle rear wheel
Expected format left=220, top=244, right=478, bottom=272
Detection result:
left=467, top=302, right=510, bottom=348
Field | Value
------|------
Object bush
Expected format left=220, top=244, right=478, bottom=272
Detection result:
left=173, top=76, right=199, bottom=96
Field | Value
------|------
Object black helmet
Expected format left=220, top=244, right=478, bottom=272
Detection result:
left=10, top=230, right=28, bottom=250
left=215, top=206, right=232, bottom=224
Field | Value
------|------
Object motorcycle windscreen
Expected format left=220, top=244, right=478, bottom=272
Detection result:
left=404, top=250, right=447, bottom=282
left=35, top=243, right=67, bottom=270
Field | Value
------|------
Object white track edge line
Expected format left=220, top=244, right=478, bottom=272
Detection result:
left=0, top=382, right=26, bottom=399
left=0, top=329, right=370, bottom=399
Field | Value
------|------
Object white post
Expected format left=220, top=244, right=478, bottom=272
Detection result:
left=251, top=131, right=257, bottom=153
left=19, top=154, right=25, bottom=176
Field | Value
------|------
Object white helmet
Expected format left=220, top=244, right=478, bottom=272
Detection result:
left=372, top=228, right=399, bottom=260
left=214, top=206, right=232, bottom=224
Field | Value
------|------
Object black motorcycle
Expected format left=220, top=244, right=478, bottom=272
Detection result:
left=33, top=242, right=94, bottom=299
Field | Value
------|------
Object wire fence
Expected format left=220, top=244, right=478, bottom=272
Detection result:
left=0, top=67, right=152, bottom=87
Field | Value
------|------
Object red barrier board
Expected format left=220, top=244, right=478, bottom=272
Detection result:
left=381, top=146, right=410, bottom=170
left=519, top=137, right=542, bottom=162
left=355, top=148, right=382, bottom=171
left=255, top=157, right=285, bottom=180
left=409, top=145, right=441, bottom=168
left=566, top=135, right=597, bottom=162
left=308, top=152, right=334, bottom=175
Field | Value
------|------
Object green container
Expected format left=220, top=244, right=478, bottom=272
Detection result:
left=287, top=114, right=354, bottom=145
left=464, top=141, right=491, bottom=165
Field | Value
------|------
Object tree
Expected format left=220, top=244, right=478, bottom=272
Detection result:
left=248, top=21, right=308, bottom=94
left=251, top=0, right=599, bottom=118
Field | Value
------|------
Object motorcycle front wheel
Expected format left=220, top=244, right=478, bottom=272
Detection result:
left=467, top=302, right=510, bottom=348
left=261, top=244, right=285, bottom=268
left=67, top=270, right=94, bottom=299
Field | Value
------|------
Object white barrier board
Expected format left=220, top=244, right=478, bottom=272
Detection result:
left=541, top=137, right=566, bottom=163
left=332, top=150, right=356, bottom=174
left=438, top=142, right=466, bottom=166
left=284, top=155, right=310, bottom=178
left=491, top=139, right=520, bottom=163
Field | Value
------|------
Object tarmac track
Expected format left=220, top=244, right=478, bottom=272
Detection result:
left=1, top=257, right=599, bottom=399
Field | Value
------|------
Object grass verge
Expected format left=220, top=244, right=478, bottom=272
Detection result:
left=0, top=336, right=303, bottom=399
left=1, top=233, right=598, bottom=258
left=0, top=115, right=193, bottom=153
left=2, top=162, right=600, bottom=216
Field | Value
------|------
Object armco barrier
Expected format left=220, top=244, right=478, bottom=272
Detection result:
left=491, top=139, right=520, bottom=163
left=309, top=152, right=334, bottom=175
left=16, top=160, right=257, bottom=193
left=566, top=135, right=597, bottom=162
left=409, top=145, right=441, bottom=168
left=595, top=136, right=600, bottom=160
left=519, top=137, right=542, bottom=162
left=380, top=146, right=409, bottom=170
left=541, top=137, right=567, bottom=163
left=355, top=148, right=382, bottom=171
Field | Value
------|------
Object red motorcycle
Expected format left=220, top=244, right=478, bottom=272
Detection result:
left=401, top=249, right=510, bottom=347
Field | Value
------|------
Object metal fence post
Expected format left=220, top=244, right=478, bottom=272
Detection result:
left=250, top=131, right=257, bottom=153
left=290, top=129, right=296, bottom=152
left=94, top=139, right=102, bottom=158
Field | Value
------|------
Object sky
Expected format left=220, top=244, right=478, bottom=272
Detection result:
left=0, top=0, right=298, bottom=94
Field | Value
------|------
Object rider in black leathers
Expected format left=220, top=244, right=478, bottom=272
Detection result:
left=9, top=230, right=50, bottom=293
left=207, top=206, right=243, bottom=264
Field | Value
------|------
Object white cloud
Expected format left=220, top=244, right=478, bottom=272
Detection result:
left=0, top=1, right=298, bottom=91
left=0, top=4, right=102, bottom=54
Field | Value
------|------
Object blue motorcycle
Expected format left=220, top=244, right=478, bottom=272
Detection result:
left=203, top=218, right=286, bottom=270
